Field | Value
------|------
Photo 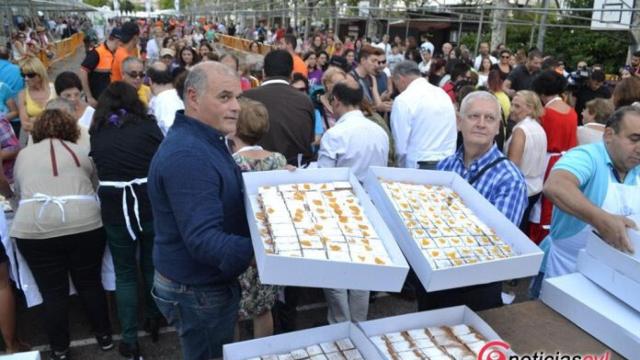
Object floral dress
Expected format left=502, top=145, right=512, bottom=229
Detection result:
left=233, top=151, right=287, bottom=320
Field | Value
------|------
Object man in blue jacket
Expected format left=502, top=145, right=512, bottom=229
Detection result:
left=148, top=61, right=253, bottom=360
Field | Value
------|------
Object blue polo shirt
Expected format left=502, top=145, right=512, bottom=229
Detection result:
left=549, top=141, right=640, bottom=240
left=148, top=111, right=253, bottom=286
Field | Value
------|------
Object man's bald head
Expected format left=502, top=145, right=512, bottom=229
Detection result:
left=331, top=76, right=363, bottom=108
left=184, top=61, right=239, bottom=102
left=0, top=46, right=9, bottom=60
left=147, top=60, right=173, bottom=85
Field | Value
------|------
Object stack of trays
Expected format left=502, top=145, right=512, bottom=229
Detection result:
left=254, top=181, right=391, bottom=265
left=380, top=181, right=516, bottom=269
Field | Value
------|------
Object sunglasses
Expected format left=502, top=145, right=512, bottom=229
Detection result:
left=21, top=72, right=37, bottom=78
left=126, top=71, right=145, bottom=79
left=378, top=60, right=387, bottom=64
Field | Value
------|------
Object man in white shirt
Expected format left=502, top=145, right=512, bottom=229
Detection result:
left=473, top=42, right=498, bottom=70
left=390, top=61, right=457, bottom=169
left=146, top=27, right=163, bottom=63
left=318, top=78, right=389, bottom=323
left=375, top=34, right=392, bottom=58
left=148, top=61, right=184, bottom=135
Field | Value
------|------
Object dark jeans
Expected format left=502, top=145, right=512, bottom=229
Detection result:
left=16, top=228, right=111, bottom=352
left=104, top=221, right=159, bottom=345
left=273, top=286, right=301, bottom=333
left=520, top=193, right=541, bottom=233
left=152, top=272, right=240, bottom=360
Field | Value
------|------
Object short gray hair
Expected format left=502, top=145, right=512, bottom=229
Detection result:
left=122, top=56, right=143, bottom=73
left=46, top=98, right=75, bottom=115
left=184, top=61, right=239, bottom=100
left=459, top=91, right=501, bottom=118
left=392, top=61, right=421, bottom=78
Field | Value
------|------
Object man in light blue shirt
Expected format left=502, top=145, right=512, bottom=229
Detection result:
left=542, top=106, right=639, bottom=280
left=0, top=46, right=24, bottom=98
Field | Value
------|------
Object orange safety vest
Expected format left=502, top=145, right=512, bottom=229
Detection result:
left=94, top=42, right=115, bottom=82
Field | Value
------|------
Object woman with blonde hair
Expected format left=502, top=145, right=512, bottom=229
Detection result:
left=230, top=97, right=286, bottom=339
left=506, top=90, right=548, bottom=231
left=17, top=56, right=54, bottom=145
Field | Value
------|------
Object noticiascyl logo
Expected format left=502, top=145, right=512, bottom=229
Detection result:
left=477, top=340, right=511, bottom=360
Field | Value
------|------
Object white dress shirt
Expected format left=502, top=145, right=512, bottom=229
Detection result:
left=149, top=88, right=184, bottom=135
left=474, top=54, right=498, bottom=70
left=146, top=38, right=161, bottom=62
left=391, top=77, right=457, bottom=168
left=318, top=110, right=389, bottom=182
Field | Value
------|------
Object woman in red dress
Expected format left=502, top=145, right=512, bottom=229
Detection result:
left=529, top=71, right=578, bottom=243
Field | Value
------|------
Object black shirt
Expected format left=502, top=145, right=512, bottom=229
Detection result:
left=506, top=64, right=538, bottom=92
left=89, top=117, right=164, bottom=225
left=490, top=63, right=512, bottom=81
left=80, top=45, right=112, bottom=100
left=573, top=84, right=612, bottom=124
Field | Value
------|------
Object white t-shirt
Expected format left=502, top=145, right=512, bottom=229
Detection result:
left=78, top=106, right=95, bottom=129
left=149, top=88, right=184, bottom=135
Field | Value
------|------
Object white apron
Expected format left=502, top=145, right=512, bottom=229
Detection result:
left=6, top=194, right=116, bottom=307
left=98, top=178, right=147, bottom=240
left=545, top=172, right=640, bottom=278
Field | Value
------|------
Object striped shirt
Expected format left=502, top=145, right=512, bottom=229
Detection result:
left=437, top=144, right=527, bottom=225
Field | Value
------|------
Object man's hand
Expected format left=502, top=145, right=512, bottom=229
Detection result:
left=593, top=213, right=636, bottom=253
left=376, top=100, right=393, bottom=113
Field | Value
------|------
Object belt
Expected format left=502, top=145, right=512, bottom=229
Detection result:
left=99, top=178, right=147, bottom=240
left=19, top=193, right=99, bottom=223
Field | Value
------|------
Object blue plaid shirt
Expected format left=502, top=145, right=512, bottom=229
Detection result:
left=437, top=144, right=528, bottom=225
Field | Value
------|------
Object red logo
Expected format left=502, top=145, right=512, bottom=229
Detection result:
left=477, top=340, right=511, bottom=360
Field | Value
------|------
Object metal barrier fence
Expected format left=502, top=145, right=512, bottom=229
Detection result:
left=37, top=32, right=84, bottom=69
left=217, top=34, right=273, bottom=55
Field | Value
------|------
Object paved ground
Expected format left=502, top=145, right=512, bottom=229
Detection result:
left=6, top=47, right=532, bottom=360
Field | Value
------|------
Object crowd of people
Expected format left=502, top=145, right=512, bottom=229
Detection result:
left=0, top=15, right=640, bottom=360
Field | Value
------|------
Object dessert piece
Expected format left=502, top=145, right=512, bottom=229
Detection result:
left=413, top=338, right=436, bottom=349
left=421, top=347, right=448, bottom=357
left=418, top=238, right=436, bottom=249
left=261, top=355, right=279, bottom=360
left=310, top=355, right=328, bottom=360
left=319, top=342, right=339, bottom=354
left=306, top=345, right=323, bottom=356
left=466, top=341, right=487, bottom=355
left=407, top=328, right=429, bottom=340
left=457, top=332, right=485, bottom=344
left=325, top=353, right=346, bottom=360
left=342, top=349, right=363, bottom=360
left=279, top=250, right=303, bottom=257
left=290, top=349, right=309, bottom=359
left=426, top=327, right=447, bottom=337
left=435, top=259, right=453, bottom=269
left=335, top=338, right=355, bottom=351
left=389, top=340, right=412, bottom=352
left=396, top=350, right=423, bottom=360
left=384, top=332, right=405, bottom=343
left=449, top=324, right=472, bottom=336
left=303, top=249, right=327, bottom=260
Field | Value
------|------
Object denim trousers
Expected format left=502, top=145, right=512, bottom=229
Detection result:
left=152, top=271, right=240, bottom=360
left=104, top=222, right=159, bottom=345
left=16, top=228, right=112, bottom=352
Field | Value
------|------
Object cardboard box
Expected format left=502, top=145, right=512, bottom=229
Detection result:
left=223, top=322, right=383, bottom=360
left=0, top=352, right=41, bottom=360
left=243, top=168, right=409, bottom=292
left=357, top=305, right=516, bottom=356
left=584, top=228, right=640, bottom=285
left=541, top=273, right=640, bottom=359
left=577, top=248, right=640, bottom=312
left=362, top=167, right=543, bottom=291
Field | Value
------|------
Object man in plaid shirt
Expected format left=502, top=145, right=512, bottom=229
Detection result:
left=416, top=91, right=527, bottom=312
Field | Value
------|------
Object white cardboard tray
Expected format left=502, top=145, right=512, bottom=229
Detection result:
left=362, top=167, right=544, bottom=292
left=577, top=248, right=640, bottom=312
left=223, top=322, right=383, bottom=360
left=584, top=227, right=640, bottom=285
left=357, top=305, right=516, bottom=356
left=541, top=273, right=640, bottom=359
left=243, top=168, right=409, bottom=292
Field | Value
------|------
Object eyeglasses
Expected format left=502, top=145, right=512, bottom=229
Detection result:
left=378, top=60, right=387, bottom=64
left=21, top=72, right=37, bottom=78
left=126, top=71, right=145, bottom=79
